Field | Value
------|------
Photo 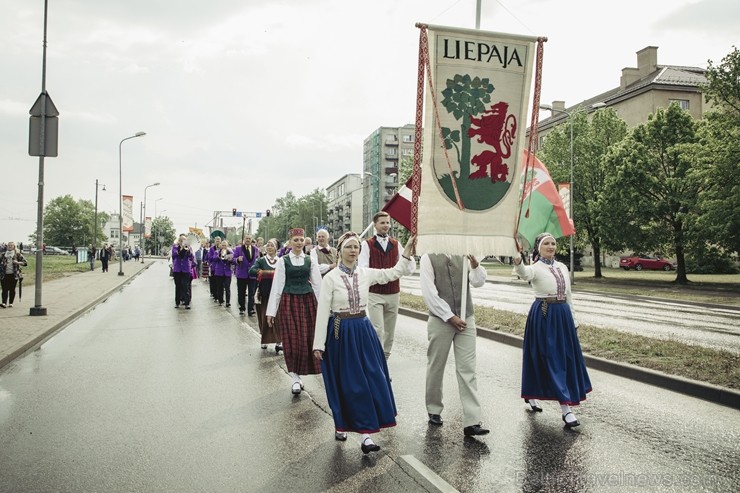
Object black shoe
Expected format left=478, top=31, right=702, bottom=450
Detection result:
left=185, top=305, right=191, bottom=310
left=239, top=310, right=245, bottom=315
left=525, top=399, right=543, bottom=412
left=248, top=311, right=256, bottom=316
left=361, top=438, right=380, bottom=454
left=334, top=431, right=348, bottom=441
left=463, top=424, right=490, bottom=437
left=275, top=344, right=283, bottom=353
left=174, top=304, right=179, bottom=308
left=428, top=414, right=443, bottom=426
left=562, top=412, right=580, bottom=428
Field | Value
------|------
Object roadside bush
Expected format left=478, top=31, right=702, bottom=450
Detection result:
left=686, top=246, right=739, bottom=274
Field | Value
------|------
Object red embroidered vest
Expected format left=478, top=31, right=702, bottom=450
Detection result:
left=367, top=236, right=400, bottom=295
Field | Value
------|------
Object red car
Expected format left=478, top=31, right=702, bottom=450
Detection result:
left=619, top=254, right=675, bottom=271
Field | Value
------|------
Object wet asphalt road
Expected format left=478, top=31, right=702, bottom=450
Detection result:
left=401, top=276, right=740, bottom=354
left=0, top=261, right=738, bottom=492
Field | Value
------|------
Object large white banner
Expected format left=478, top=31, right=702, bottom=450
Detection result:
left=122, top=195, right=134, bottom=232
left=415, top=25, right=538, bottom=257
left=145, top=216, right=152, bottom=238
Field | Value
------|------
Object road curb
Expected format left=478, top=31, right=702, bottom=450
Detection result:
left=0, top=263, right=153, bottom=370
left=398, top=307, right=740, bottom=411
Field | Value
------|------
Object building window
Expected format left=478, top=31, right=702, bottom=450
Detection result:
left=402, top=135, right=414, bottom=143
left=669, top=99, right=689, bottom=110
left=338, top=183, right=345, bottom=196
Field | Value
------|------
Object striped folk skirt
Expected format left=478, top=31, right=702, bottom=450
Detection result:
left=276, top=292, right=320, bottom=375
left=321, top=315, right=396, bottom=433
left=521, top=301, right=592, bottom=405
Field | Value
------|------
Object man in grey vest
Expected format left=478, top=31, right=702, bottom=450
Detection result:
left=420, top=253, right=489, bottom=437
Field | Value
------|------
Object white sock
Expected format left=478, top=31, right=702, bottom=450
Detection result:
left=291, top=373, right=300, bottom=384
left=560, top=404, right=571, bottom=415
left=361, top=433, right=373, bottom=445
left=528, top=399, right=541, bottom=408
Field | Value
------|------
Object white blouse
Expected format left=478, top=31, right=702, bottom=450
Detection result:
left=312, top=256, right=416, bottom=352
left=514, top=259, right=578, bottom=325
left=265, top=251, right=322, bottom=317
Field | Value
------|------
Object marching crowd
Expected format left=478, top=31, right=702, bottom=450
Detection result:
left=153, top=212, right=592, bottom=455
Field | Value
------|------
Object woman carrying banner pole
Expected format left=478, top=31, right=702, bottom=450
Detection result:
left=266, top=228, right=322, bottom=395
left=513, top=232, right=591, bottom=427
left=313, top=232, right=416, bottom=454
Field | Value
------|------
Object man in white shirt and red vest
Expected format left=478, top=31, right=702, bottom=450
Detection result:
left=359, top=211, right=414, bottom=360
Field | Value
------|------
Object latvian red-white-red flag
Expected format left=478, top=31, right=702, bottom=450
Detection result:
left=412, top=24, right=540, bottom=257
left=382, top=177, right=414, bottom=231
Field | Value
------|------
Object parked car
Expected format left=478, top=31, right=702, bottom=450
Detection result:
left=44, top=246, right=71, bottom=255
left=619, top=254, right=675, bottom=271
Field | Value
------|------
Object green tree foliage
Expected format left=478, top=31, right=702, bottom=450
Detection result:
left=149, top=216, right=175, bottom=255
left=600, top=104, right=703, bottom=283
left=256, top=189, right=327, bottom=246
left=36, top=195, right=109, bottom=249
left=694, top=47, right=740, bottom=257
left=538, top=108, right=628, bottom=278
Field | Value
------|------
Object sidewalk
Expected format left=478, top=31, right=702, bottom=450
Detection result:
left=1, top=260, right=738, bottom=410
left=0, top=259, right=150, bottom=369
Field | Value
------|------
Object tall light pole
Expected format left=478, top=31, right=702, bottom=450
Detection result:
left=118, top=131, right=146, bottom=276
left=141, top=182, right=160, bottom=262
left=539, top=102, right=605, bottom=283
left=93, top=179, right=106, bottom=262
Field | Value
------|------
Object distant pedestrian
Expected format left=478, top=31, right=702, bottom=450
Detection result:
left=513, top=233, right=592, bottom=427
left=88, top=244, right=96, bottom=271
left=100, top=243, right=111, bottom=272
left=1, top=242, right=27, bottom=308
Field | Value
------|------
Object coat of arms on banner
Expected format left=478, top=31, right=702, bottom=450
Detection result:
left=438, top=77, right=518, bottom=210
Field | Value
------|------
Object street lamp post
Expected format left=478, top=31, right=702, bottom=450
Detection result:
left=141, top=182, right=160, bottom=262
left=539, top=102, right=605, bottom=283
left=118, top=131, right=146, bottom=276
left=93, top=179, right=106, bottom=265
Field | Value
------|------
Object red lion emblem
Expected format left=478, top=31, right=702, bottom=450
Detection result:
left=467, top=101, right=517, bottom=183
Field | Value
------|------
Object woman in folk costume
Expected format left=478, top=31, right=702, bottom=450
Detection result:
left=313, top=232, right=417, bottom=454
left=266, top=228, right=322, bottom=395
left=513, top=232, right=591, bottom=427
left=248, top=238, right=282, bottom=353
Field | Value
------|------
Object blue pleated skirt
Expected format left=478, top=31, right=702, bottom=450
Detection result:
left=521, top=301, right=592, bottom=405
left=320, top=316, right=397, bottom=433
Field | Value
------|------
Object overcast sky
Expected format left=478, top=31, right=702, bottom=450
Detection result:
left=1, top=0, right=736, bottom=243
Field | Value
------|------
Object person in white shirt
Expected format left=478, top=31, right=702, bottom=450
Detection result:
left=313, top=232, right=416, bottom=454
left=358, top=212, right=414, bottom=361
left=420, top=253, right=490, bottom=438
left=513, top=233, right=591, bottom=428
left=309, top=229, right=338, bottom=277
left=266, top=228, right=322, bottom=395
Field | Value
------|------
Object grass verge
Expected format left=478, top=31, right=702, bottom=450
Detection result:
left=20, top=255, right=91, bottom=285
left=400, top=292, right=740, bottom=390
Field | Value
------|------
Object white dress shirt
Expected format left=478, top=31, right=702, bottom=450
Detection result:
left=419, top=254, right=487, bottom=322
